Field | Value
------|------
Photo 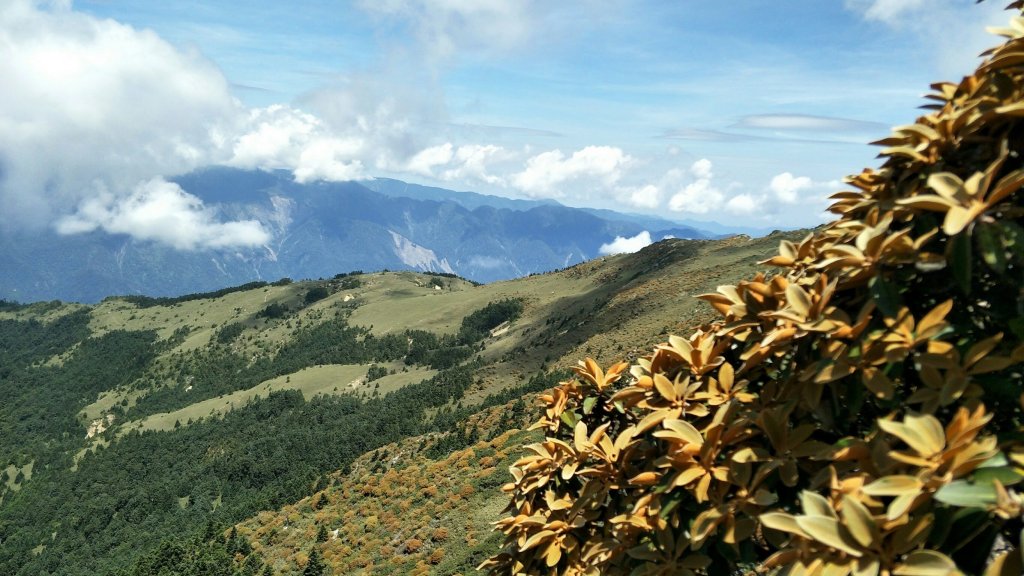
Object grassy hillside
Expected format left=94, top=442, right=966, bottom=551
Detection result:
left=0, top=233, right=801, bottom=575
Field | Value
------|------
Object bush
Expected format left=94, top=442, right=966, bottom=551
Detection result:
left=304, top=286, right=330, bottom=305
left=215, top=322, right=245, bottom=344
left=256, top=302, right=288, bottom=319
left=366, top=365, right=388, bottom=382
left=484, top=9, right=1024, bottom=575
left=457, top=299, right=523, bottom=344
left=338, top=276, right=362, bottom=290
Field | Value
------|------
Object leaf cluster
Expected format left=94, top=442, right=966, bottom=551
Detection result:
left=485, top=10, right=1024, bottom=576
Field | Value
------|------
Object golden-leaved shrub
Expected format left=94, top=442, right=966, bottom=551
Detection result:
left=484, top=5, right=1024, bottom=575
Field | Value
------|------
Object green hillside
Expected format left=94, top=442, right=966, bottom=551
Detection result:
left=0, top=233, right=799, bottom=575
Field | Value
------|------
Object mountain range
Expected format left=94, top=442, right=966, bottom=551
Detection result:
left=0, top=168, right=722, bottom=303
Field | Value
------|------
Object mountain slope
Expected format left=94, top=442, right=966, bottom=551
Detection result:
left=0, top=232, right=802, bottom=575
left=0, top=168, right=714, bottom=303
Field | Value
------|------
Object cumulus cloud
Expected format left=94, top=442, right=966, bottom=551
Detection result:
left=668, top=159, right=724, bottom=214
left=0, top=0, right=277, bottom=252
left=689, top=158, right=713, bottom=179
left=405, top=143, right=455, bottom=177
left=512, top=146, right=631, bottom=198
left=725, top=193, right=764, bottom=215
left=769, top=172, right=814, bottom=203
left=293, top=138, right=366, bottom=183
left=227, top=105, right=368, bottom=183
left=626, top=185, right=661, bottom=210
left=440, top=144, right=509, bottom=185
left=0, top=0, right=240, bottom=232
left=599, top=231, right=653, bottom=255
left=56, top=179, right=269, bottom=250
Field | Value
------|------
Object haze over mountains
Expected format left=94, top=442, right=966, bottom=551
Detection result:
left=0, top=168, right=732, bottom=304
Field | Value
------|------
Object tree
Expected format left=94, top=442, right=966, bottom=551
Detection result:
left=304, top=286, right=329, bottom=305
left=302, top=547, right=325, bottom=576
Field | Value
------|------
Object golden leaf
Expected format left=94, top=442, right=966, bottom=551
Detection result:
left=794, top=516, right=863, bottom=557
left=892, top=550, right=961, bottom=576
left=840, top=495, right=878, bottom=549
left=861, top=475, right=924, bottom=496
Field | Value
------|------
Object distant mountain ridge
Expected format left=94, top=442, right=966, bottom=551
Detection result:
left=0, top=167, right=716, bottom=303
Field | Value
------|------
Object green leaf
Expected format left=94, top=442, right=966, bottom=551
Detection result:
left=560, top=411, right=579, bottom=428
left=582, top=396, right=597, bottom=415
left=950, top=231, right=972, bottom=295
left=973, top=452, right=1024, bottom=486
left=976, top=223, right=1007, bottom=273
left=658, top=490, right=684, bottom=519
left=869, top=275, right=901, bottom=318
left=934, top=480, right=997, bottom=507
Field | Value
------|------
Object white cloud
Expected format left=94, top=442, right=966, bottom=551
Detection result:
left=769, top=172, right=813, bottom=203
left=56, top=179, right=269, bottom=250
left=626, top=184, right=661, bottom=209
left=440, top=144, right=509, bottom=185
left=735, top=113, right=885, bottom=133
left=599, top=231, right=653, bottom=255
left=0, top=0, right=239, bottom=231
left=689, top=158, right=713, bottom=179
left=229, top=105, right=318, bottom=169
left=668, top=159, right=724, bottom=215
left=725, top=193, right=764, bottom=215
left=228, top=105, right=368, bottom=183
left=512, top=146, right=632, bottom=198
left=405, top=143, right=454, bottom=177
left=294, top=138, right=366, bottom=183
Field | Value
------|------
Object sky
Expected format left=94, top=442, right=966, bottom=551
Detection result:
left=0, top=0, right=1014, bottom=251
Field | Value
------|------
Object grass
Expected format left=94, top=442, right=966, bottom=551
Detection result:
left=88, top=284, right=304, bottom=355
left=3, top=461, right=33, bottom=491
left=28, top=235, right=804, bottom=442
left=119, top=363, right=437, bottom=434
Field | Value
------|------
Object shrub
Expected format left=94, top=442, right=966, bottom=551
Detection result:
left=457, top=299, right=523, bottom=344
left=404, top=538, right=423, bottom=554
left=484, top=8, right=1024, bottom=576
left=304, top=286, right=330, bottom=305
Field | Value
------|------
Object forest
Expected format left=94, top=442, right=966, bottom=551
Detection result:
left=0, top=292, right=527, bottom=575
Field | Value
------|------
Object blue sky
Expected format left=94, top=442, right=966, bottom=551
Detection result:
left=0, top=0, right=1014, bottom=250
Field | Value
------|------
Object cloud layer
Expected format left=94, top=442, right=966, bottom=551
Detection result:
left=12, top=0, right=1000, bottom=249
left=0, top=0, right=263, bottom=249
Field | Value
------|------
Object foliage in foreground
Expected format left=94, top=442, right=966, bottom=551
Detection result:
left=485, top=8, right=1024, bottom=576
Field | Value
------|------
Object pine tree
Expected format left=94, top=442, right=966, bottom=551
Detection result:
left=316, top=524, right=329, bottom=543
left=302, top=548, right=325, bottom=576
